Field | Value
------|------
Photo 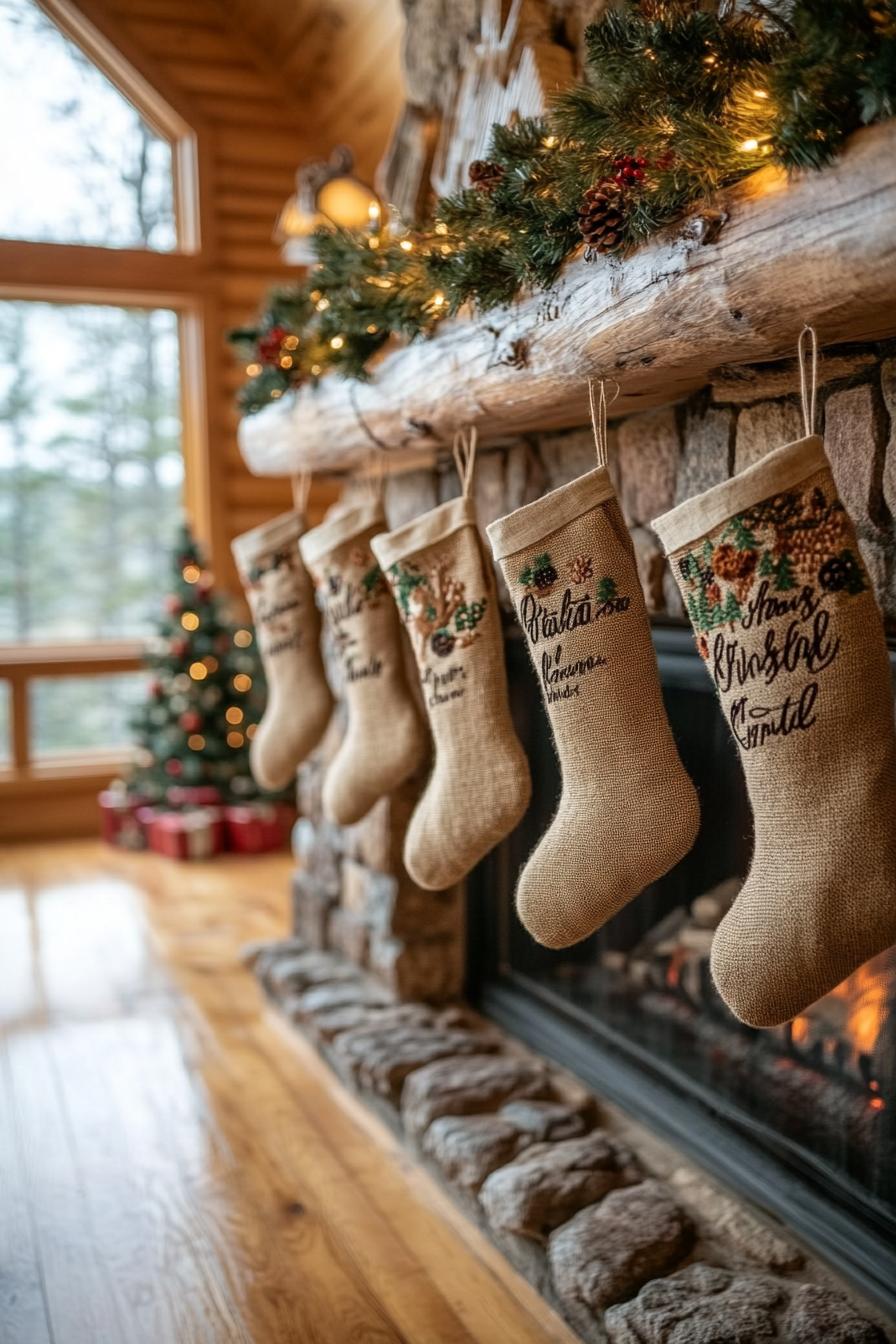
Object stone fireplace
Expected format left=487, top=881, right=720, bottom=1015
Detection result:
left=272, top=339, right=896, bottom=1339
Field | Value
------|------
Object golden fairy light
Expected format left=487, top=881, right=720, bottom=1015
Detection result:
left=246, top=723, right=257, bottom=740
left=233, top=629, right=252, bottom=647
left=366, top=324, right=378, bottom=334
left=203, top=656, right=219, bottom=673
left=225, top=706, right=244, bottom=725
left=233, top=673, right=252, bottom=692
left=227, top=731, right=245, bottom=748
left=434, top=222, right=448, bottom=236
left=399, top=239, right=414, bottom=252
left=316, top=297, right=330, bottom=311
left=181, top=611, right=199, bottom=631
left=740, top=138, right=760, bottom=152
left=279, top=354, right=293, bottom=369
left=246, top=362, right=262, bottom=377
left=182, top=564, right=201, bottom=583
left=271, top=389, right=283, bottom=399
left=311, top=363, right=322, bottom=375
left=330, top=335, right=345, bottom=349
left=187, top=734, right=205, bottom=751
left=430, top=291, right=446, bottom=309
left=189, top=662, right=208, bottom=681
left=283, top=334, right=299, bottom=350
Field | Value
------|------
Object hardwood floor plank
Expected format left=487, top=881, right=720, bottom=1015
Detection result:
left=0, top=842, right=576, bottom=1344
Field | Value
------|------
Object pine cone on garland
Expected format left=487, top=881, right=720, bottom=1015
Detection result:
left=577, top=181, right=626, bottom=258
left=469, top=159, right=505, bottom=194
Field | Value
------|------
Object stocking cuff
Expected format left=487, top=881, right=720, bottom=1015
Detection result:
left=231, top=509, right=304, bottom=572
left=299, top=500, right=386, bottom=567
left=370, top=496, right=476, bottom=570
left=486, top=466, right=615, bottom=561
left=653, top=434, right=827, bottom=555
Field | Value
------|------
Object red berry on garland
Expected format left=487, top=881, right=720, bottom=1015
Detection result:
left=179, top=710, right=202, bottom=732
left=165, top=758, right=183, bottom=777
left=258, top=325, right=289, bottom=366
left=612, top=153, right=647, bottom=188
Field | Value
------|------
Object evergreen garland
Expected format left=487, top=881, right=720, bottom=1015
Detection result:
left=230, top=0, right=896, bottom=415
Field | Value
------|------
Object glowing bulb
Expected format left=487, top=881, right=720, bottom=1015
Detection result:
left=434, top=222, right=448, bottom=236
left=182, top=564, right=201, bottom=583
left=246, top=362, right=262, bottom=377
left=368, top=201, right=381, bottom=222
left=233, top=629, right=252, bottom=647
left=316, top=297, right=330, bottom=311
left=399, top=239, right=414, bottom=252
left=330, top=335, right=345, bottom=350
left=284, top=334, right=299, bottom=350
left=225, top=706, right=244, bottom=725
left=431, top=291, right=446, bottom=309
left=246, top=723, right=257, bottom=739
left=310, top=289, right=321, bottom=302
left=233, top=673, right=252, bottom=692
left=368, top=236, right=380, bottom=249
left=181, top=612, right=199, bottom=631
left=189, top=662, right=208, bottom=681
left=271, top=389, right=283, bottom=399
left=311, top=363, right=322, bottom=375
left=227, top=731, right=245, bottom=748
left=753, top=88, right=769, bottom=99
left=740, top=138, right=760, bottom=152
left=187, top=734, right=205, bottom=751
left=279, top=354, right=293, bottom=368
left=203, top=656, right=219, bottom=672
left=366, top=324, right=378, bottom=334
left=543, top=135, right=558, bottom=148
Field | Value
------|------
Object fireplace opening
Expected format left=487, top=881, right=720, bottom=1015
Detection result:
left=466, top=622, right=896, bottom=1316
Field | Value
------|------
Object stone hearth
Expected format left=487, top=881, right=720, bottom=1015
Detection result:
left=247, top=939, right=892, bottom=1344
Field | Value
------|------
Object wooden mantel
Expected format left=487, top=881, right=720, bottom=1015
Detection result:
left=238, top=121, right=896, bottom=478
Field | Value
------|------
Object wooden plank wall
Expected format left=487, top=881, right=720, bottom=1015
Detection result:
left=80, top=0, right=402, bottom=586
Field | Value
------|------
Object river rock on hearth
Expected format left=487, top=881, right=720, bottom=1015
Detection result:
left=549, top=1180, right=694, bottom=1313
left=334, top=1024, right=499, bottom=1101
left=782, top=1285, right=888, bottom=1343
left=480, top=1131, right=642, bottom=1241
left=401, top=1054, right=553, bottom=1138
left=499, top=1099, right=590, bottom=1143
left=264, top=950, right=357, bottom=996
left=308, top=1002, right=435, bottom=1043
left=423, top=1114, right=532, bottom=1191
left=604, top=1262, right=786, bottom=1343
left=291, top=979, right=392, bottom=1019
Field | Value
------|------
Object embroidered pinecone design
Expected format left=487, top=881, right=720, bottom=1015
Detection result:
left=578, top=181, right=625, bottom=257
left=711, top=543, right=757, bottom=583
left=431, top=629, right=456, bottom=657
left=567, top=555, right=594, bottom=584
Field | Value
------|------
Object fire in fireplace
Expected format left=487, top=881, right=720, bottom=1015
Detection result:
left=467, top=622, right=896, bottom=1316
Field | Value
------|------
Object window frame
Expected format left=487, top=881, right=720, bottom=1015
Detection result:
left=0, top=1, right=220, bottom=804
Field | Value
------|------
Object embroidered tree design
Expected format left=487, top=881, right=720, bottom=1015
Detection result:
left=773, top=553, right=796, bottom=591
left=596, top=575, right=618, bottom=605
left=722, top=514, right=758, bottom=551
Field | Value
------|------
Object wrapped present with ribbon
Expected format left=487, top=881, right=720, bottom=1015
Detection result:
left=147, top=807, right=225, bottom=861
left=223, top=802, right=295, bottom=854
left=98, top=780, right=147, bottom=849
left=166, top=784, right=222, bottom=808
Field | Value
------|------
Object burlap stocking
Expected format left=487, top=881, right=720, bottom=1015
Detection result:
left=654, top=333, right=896, bottom=1027
left=300, top=499, right=428, bottom=825
left=371, top=435, right=531, bottom=889
left=232, top=508, right=332, bottom=791
left=487, top=399, right=699, bottom=948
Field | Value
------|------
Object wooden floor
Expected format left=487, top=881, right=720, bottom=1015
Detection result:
left=0, top=839, right=577, bottom=1344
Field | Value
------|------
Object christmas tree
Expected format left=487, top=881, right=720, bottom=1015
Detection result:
left=128, top=524, right=273, bottom=804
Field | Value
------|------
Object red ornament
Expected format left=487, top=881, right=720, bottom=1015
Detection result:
left=179, top=711, right=202, bottom=732
left=165, top=758, right=183, bottom=777
left=612, top=153, right=647, bottom=188
left=258, top=325, right=289, bottom=366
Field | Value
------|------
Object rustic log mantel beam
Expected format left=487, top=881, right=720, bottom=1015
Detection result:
left=238, top=121, right=896, bottom=478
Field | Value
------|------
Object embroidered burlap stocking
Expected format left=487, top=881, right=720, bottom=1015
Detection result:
left=486, top=392, right=699, bottom=948
left=371, top=434, right=531, bottom=889
left=300, top=499, right=428, bottom=826
left=232, top=507, right=332, bottom=791
left=653, top=332, right=896, bottom=1027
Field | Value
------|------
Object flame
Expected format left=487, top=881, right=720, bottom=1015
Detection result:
left=825, top=953, right=892, bottom=1057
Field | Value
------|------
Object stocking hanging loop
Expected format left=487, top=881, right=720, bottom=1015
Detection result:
left=291, top=469, right=311, bottom=517
left=452, top=426, right=478, bottom=497
left=588, top=378, right=619, bottom=469
left=798, top=325, right=819, bottom=438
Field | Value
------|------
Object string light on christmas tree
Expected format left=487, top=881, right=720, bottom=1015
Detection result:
left=227, top=731, right=245, bottom=748
left=233, top=629, right=253, bottom=647
left=187, top=734, right=205, bottom=751
left=181, top=611, right=199, bottom=630
left=189, top=662, right=208, bottom=681
left=225, top=706, right=244, bottom=724
left=233, top=673, right=252, bottom=692
left=182, top=564, right=201, bottom=583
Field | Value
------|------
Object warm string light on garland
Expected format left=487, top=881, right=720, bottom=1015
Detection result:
left=230, top=0, right=896, bottom=415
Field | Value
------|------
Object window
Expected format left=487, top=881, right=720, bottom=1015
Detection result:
left=0, top=300, right=183, bottom=643
left=0, top=0, right=206, bottom=796
left=0, top=0, right=176, bottom=250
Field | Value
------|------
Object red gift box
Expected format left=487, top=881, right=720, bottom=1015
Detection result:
left=166, top=784, right=221, bottom=808
left=98, top=786, right=147, bottom=850
left=224, top=802, right=295, bottom=854
left=148, top=807, right=225, bottom=861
